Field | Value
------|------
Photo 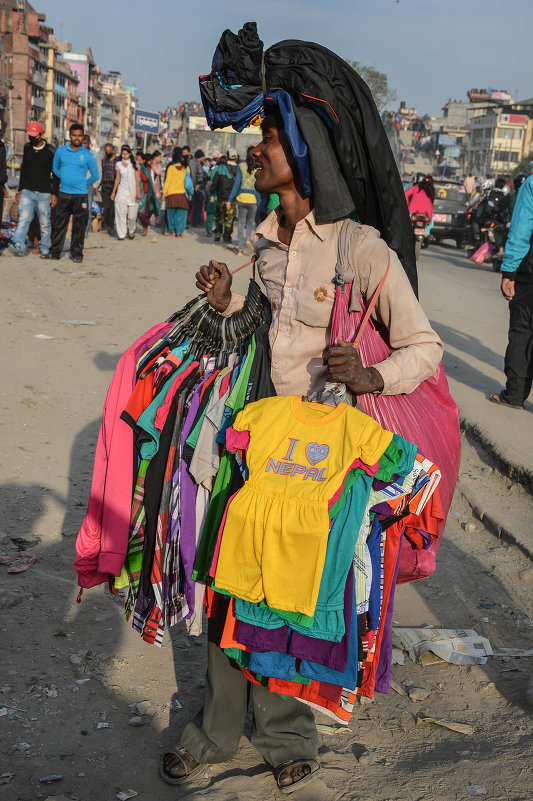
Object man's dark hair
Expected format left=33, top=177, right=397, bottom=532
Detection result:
left=152, top=149, right=161, bottom=158
left=70, top=123, right=84, bottom=134
left=104, top=142, right=114, bottom=150
left=261, top=106, right=284, bottom=135
left=182, top=145, right=191, bottom=153
left=495, top=177, right=506, bottom=189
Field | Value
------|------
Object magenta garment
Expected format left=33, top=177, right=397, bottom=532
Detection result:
left=75, top=322, right=173, bottom=588
left=405, top=185, right=434, bottom=220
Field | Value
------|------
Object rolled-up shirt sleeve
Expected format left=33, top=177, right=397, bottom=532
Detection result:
left=220, top=292, right=245, bottom=317
left=356, top=235, right=443, bottom=395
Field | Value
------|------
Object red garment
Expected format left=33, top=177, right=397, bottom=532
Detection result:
left=75, top=322, right=172, bottom=588
left=405, top=185, right=433, bottom=221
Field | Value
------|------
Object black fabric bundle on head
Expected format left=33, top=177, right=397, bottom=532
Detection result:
left=200, top=22, right=417, bottom=295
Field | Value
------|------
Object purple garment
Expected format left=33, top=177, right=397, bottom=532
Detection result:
left=237, top=620, right=289, bottom=653
left=236, top=570, right=353, bottom=673
left=374, top=534, right=402, bottom=694
left=169, top=373, right=212, bottom=616
left=289, top=568, right=352, bottom=672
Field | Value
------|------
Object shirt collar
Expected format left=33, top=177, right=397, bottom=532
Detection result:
left=255, top=208, right=335, bottom=245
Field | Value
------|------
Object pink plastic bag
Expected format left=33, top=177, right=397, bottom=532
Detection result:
left=330, top=281, right=461, bottom=583
left=469, top=241, right=496, bottom=264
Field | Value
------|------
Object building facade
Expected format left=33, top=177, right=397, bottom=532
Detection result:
left=466, top=111, right=532, bottom=175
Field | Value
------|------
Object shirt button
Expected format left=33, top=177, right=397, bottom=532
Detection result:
left=282, top=326, right=287, bottom=332
left=287, top=287, right=292, bottom=293
left=273, top=363, right=279, bottom=369
left=291, top=250, right=297, bottom=256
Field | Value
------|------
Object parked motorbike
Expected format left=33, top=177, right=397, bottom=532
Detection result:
left=411, top=212, right=430, bottom=260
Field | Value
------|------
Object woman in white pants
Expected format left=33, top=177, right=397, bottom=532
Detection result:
left=110, top=145, right=140, bottom=240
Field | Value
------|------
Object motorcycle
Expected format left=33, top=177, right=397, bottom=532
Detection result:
left=411, top=212, right=430, bottom=259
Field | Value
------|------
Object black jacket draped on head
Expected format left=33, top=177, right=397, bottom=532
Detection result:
left=202, top=22, right=417, bottom=294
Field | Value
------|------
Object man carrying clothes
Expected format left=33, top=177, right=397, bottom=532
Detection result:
left=50, top=123, right=99, bottom=262
left=160, top=24, right=444, bottom=797
left=9, top=121, right=58, bottom=258
left=100, top=142, right=117, bottom=235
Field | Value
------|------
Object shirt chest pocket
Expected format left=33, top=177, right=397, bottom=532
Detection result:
left=294, top=271, right=335, bottom=329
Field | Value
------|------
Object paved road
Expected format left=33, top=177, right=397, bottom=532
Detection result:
left=417, top=242, right=533, bottom=484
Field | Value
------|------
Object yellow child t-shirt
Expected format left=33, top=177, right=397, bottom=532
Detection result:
left=214, top=395, right=393, bottom=616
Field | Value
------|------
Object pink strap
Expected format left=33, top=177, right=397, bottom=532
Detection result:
left=352, top=254, right=390, bottom=350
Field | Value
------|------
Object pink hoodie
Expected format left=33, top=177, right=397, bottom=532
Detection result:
left=74, top=322, right=172, bottom=588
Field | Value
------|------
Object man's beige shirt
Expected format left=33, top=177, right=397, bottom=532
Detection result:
left=222, top=210, right=443, bottom=397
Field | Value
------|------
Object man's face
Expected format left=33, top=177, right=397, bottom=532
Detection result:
left=70, top=129, right=84, bottom=148
left=29, top=131, right=42, bottom=146
left=251, top=125, right=296, bottom=196
left=105, top=147, right=114, bottom=158
left=182, top=148, right=190, bottom=161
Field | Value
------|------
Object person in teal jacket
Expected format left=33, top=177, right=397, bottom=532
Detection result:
left=490, top=174, right=533, bottom=409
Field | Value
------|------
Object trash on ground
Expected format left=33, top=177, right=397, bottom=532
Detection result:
left=167, top=699, right=182, bottom=711
left=391, top=647, right=405, bottom=665
left=74, top=678, right=91, bottom=685
left=34, top=334, right=55, bottom=340
left=136, top=700, right=156, bottom=716
left=93, top=721, right=114, bottom=730
left=0, top=551, right=36, bottom=573
left=60, top=319, right=96, bottom=325
left=0, top=773, right=14, bottom=784
left=0, top=707, right=7, bottom=717
left=150, top=236, right=158, bottom=243
left=416, top=714, right=474, bottom=735
left=478, top=602, right=495, bottom=609
left=389, top=679, right=408, bottom=696
left=392, top=627, right=492, bottom=665
left=116, top=789, right=138, bottom=800
left=357, top=748, right=377, bottom=764
left=493, top=648, right=533, bottom=657
left=39, top=775, right=63, bottom=783
left=316, top=724, right=351, bottom=735
left=407, top=686, right=431, bottom=702
left=466, top=786, right=487, bottom=795
left=128, top=716, right=143, bottom=727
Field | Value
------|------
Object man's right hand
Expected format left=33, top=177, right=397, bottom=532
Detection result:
left=501, top=277, right=515, bottom=301
left=195, top=260, right=232, bottom=312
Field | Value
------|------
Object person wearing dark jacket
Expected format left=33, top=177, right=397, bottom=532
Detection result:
left=490, top=174, right=533, bottom=409
left=210, top=150, right=238, bottom=242
left=9, top=122, right=58, bottom=257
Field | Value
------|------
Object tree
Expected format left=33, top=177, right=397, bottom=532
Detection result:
left=512, top=155, right=533, bottom=178
left=345, top=60, right=397, bottom=111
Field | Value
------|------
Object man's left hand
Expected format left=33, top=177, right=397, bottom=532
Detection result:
left=323, top=340, right=384, bottom=395
left=50, top=195, right=58, bottom=209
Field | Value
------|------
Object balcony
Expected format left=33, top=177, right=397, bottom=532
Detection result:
left=31, top=95, right=46, bottom=110
left=33, top=70, right=47, bottom=89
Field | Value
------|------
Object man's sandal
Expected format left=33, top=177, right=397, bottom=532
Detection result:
left=159, top=748, right=203, bottom=785
left=274, top=759, right=321, bottom=795
left=489, top=393, right=524, bottom=410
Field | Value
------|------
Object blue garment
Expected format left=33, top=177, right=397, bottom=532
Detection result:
left=298, top=570, right=358, bottom=688
left=53, top=144, right=99, bottom=194
left=228, top=164, right=261, bottom=204
left=13, top=189, right=52, bottom=253
left=366, top=515, right=382, bottom=631
left=166, top=207, right=188, bottom=235
left=501, top=175, right=533, bottom=276
left=264, top=90, right=311, bottom=198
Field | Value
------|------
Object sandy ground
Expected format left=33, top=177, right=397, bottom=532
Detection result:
left=1, top=228, right=532, bottom=801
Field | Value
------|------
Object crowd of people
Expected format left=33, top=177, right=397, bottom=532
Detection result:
left=4, top=120, right=274, bottom=263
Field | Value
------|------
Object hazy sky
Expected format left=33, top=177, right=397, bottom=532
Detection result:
left=39, top=0, right=532, bottom=116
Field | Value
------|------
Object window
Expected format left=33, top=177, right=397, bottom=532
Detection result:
left=514, top=129, right=523, bottom=140
left=500, top=128, right=513, bottom=139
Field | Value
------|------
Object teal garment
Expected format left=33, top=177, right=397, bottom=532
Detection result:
left=136, top=347, right=191, bottom=460
left=235, top=435, right=418, bottom=642
left=191, top=339, right=257, bottom=582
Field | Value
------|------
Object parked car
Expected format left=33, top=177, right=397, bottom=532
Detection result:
left=431, top=179, right=468, bottom=248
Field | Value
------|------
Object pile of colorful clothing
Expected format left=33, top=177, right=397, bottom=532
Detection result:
left=75, top=282, right=443, bottom=719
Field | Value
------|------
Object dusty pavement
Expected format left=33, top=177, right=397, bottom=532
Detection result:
left=0, top=229, right=532, bottom=801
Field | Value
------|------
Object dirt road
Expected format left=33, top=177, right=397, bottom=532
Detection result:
left=1, top=231, right=532, bottom=801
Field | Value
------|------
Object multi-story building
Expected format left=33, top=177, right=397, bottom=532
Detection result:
left=99, top=71, right=137, bottom=146
left=39, top=26, right=82, bottom=147
left=466, top=110, right=532, bottom=175
left=63, top=47, right=100, bottom=143
left=0, top=0, right=47, bottom=157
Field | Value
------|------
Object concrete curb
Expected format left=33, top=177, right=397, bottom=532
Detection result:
left=458, top=478, right=533, bottom=562
left=461, top=419, right=533, bottom=497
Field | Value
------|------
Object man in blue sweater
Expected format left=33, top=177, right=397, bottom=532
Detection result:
left=49, top=123, right=99, bottom=262
left=490, top=174, right=533, bottom=409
